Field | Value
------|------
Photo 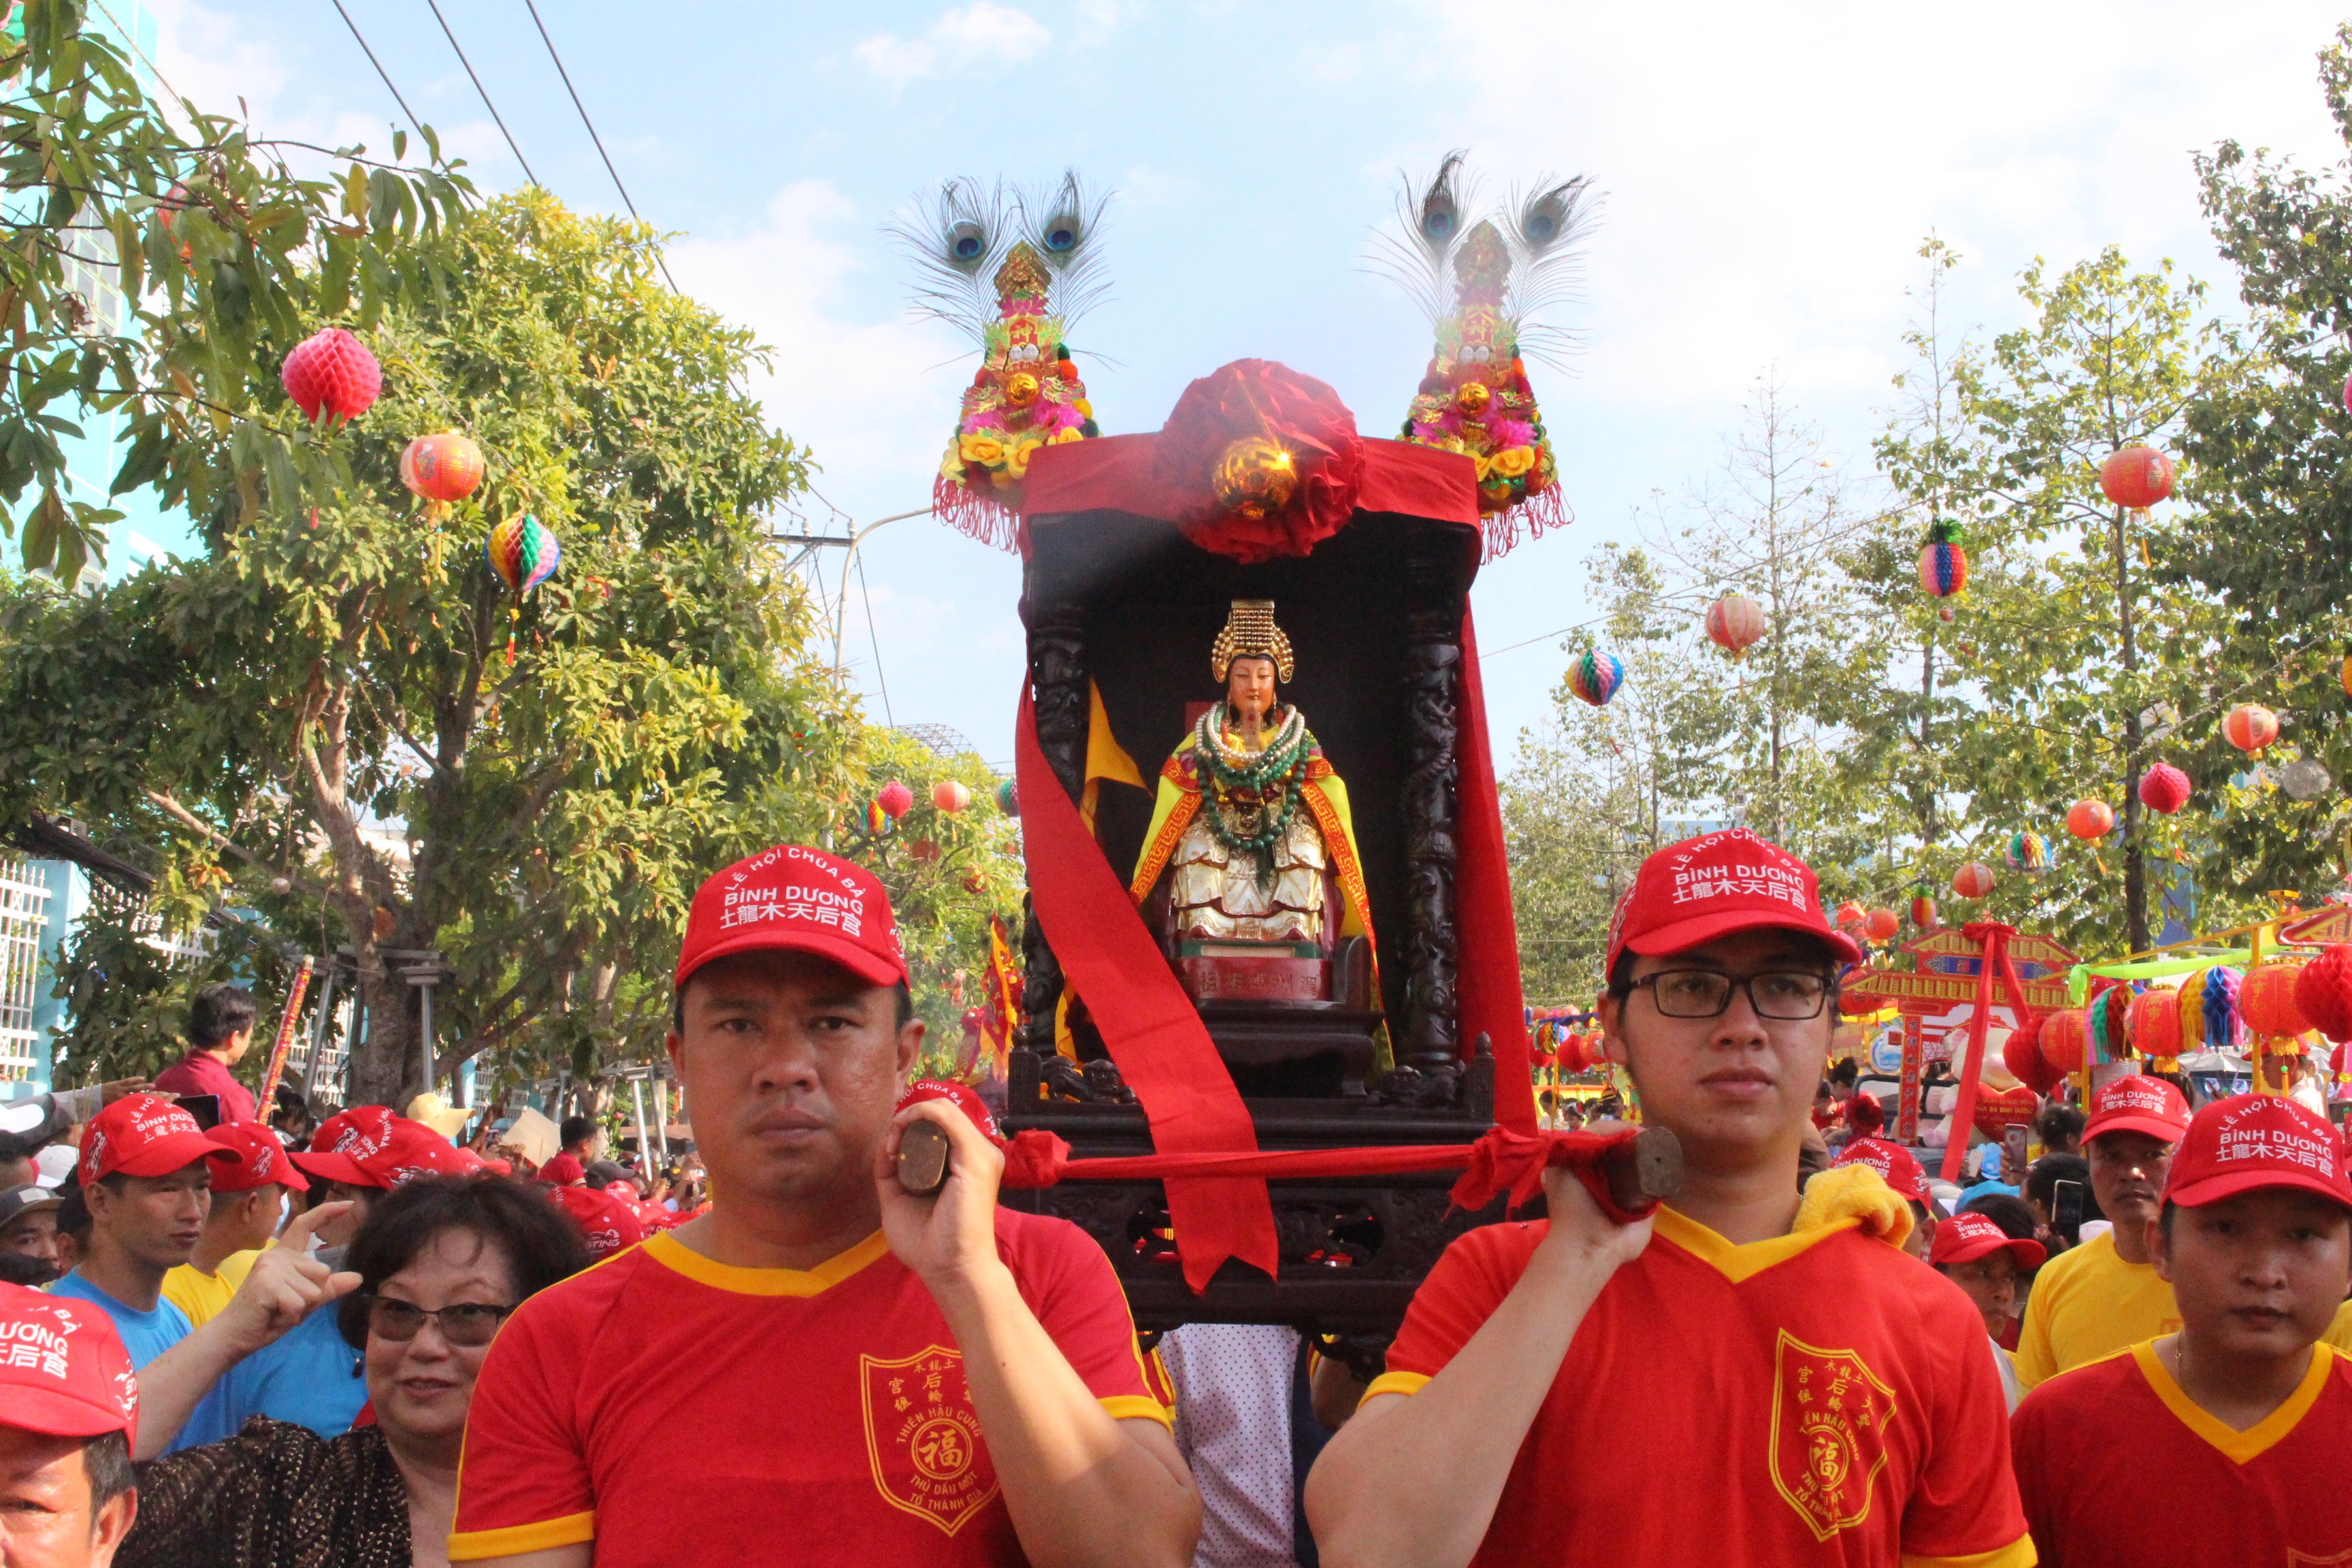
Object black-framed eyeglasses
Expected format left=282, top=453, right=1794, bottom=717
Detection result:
left=1627, top=970, right=1833, bottom=1020
left=361, top=1294, right=514, bottom=1348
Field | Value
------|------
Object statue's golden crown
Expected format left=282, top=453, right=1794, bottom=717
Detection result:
left=1210, top=599, right=1295, bottom=684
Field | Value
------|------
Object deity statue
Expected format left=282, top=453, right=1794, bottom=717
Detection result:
left=1130, top=602, right=1377, bottom=985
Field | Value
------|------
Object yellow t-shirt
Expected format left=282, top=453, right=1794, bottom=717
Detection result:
left=2014, top=1230, right=2180, bottom=1389
left=161, top=1247, right=262, bottom=1328
left=2325, top=1298, right=2352, bottom=1355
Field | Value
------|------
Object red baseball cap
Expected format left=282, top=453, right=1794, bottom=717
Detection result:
left=0, top=1284, right=137, bottom=1445
left=289, top=1106, right=400, bottom=1188
left=78, top=1094, right=243, bottom=1185
left=1603, top=829, right=1861, bottom=981
left=675, top=845, right=907, bottom=994
left=368, top=1124, right=488, bottom=1188
left=1929, top=1211, right=2046, bottom=1272
left=2082, top=1074, right=2192, bottom=1147
left=205, top=1122, right=310, bottom=1194
left=546, top=1183, right=646, bottom=1260
left=1832, top=1137, right=1928, bottom=1203
left=2163, top=1093, right=2352, bottom=1213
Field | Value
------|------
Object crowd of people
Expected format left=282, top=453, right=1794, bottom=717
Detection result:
left=0, top=831, right=2341, bottom=1565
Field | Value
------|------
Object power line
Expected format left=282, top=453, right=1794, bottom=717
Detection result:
left=516, top=0, right=681, bottom=295
left=856, top=551, right=894, bottom=728
left=421, top=0, right=540, bottom=187
left=325, top=0, right=425, bottom=140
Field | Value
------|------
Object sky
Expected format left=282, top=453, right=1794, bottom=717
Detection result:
left=140, top=0, right=2352, bottom=770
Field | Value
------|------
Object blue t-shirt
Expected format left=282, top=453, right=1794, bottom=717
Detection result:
left=48, top=1270, right=231, bottom=1452
left=180, top=1300, right=365, bottom=1443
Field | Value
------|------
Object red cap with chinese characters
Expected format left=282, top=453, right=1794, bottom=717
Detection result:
left=675, top=845, right=907, bottom=994
left=1831, top=1137, right=1928, bottom=1203
left=547, top=1183, right=647, bottom=1260
left=1928, top=1211, right=2046, bottom=1272
left=205, top=1122, right=309, bottom=1194
left=2163, top=1093, right=2352, bottom=1213
left=78, top=1094, right=243, bottom=1185
left=0, top=1284, right=137, bottom=1443
left=1603, top=828, right=1861, bottom=981
left=2081, top=1074, right=2192, bottom=1147
left=288, top=1106, right=399, bottom=1188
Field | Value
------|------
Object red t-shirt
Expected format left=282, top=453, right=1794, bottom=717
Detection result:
left=2012, top=1340, right=2352, bottom=1567
left=449, top=1211, right=1168, bottom=1565
left=1367, top=1208, right=2032, bottom=1567
left=152, top=1050, right=257, bottom=1123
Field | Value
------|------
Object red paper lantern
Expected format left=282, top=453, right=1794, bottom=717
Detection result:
left=2098, top=446, right=2175, bottom=510
left=1952, top=862, right=1995, bottom=898
left=2138, top=763, right=2191, bottom=815
left=1862, top=907, right=1901, bottom=942
left=2038, top=1008, right=2090, bottom=1073
left=2129, top=987, right=2182, bottom=1061
left=1835, top=900, right=1865, bottom=930
left=400, top=432, right=485, bottom=504
left=2240, top=962, right=2310, bottom=1041
left=2065, top=799, right=2114, bottom=840
left=1704, top=593, right=1767, bottom=657
left=280, top=327, right=380, bottom=423
left=2221, top=704, right=2280, bottom=755
left=876, top=781, right=915, bottom=820
left=931, top=779, right=972, bottom=813
left=2293, top=945, right=2352, bottom=1042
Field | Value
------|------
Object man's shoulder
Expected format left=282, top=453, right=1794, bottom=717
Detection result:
left=992, top=1206, right=1118, bottom=1280
left=2014, top=1342, right=2144, bottom=1426
left=150, top=1056, right=208, bottom=1090
left=2032, top=1232, right=2112, bottom=1291
left=500, top=1237, right=660, bottom=1343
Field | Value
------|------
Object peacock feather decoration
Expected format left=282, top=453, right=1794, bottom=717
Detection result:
left=893, top=172, right=1111, bottom=549
left=1371, top=152, right=1597, bottom=558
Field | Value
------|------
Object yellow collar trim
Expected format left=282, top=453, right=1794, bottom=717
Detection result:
left=642, top=1229, right=890, bottom=1297
left=1652, top=1205, right=1857, bottom=1284
left=2133, top=1339, right=2337, bottom=1464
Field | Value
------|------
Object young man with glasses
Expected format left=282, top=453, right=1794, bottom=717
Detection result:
left=1307, top=829, right=2031, bottom=1568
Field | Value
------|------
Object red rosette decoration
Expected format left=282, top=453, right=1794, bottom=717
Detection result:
left=2139, top=762, right=2191, bottom=815
left=1151, top=359, right=1363, bottom=564
left=2002, top=1015, right=2060, bottom=1096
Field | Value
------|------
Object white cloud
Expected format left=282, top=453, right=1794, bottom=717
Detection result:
left=852, top=3, right=1052, bottom=88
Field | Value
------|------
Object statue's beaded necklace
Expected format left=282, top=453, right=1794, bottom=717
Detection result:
left=1194, top=702, right=1311, bottom=882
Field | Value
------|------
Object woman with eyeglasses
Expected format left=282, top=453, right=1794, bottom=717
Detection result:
left=116, top=1173, right=587, bottom=1568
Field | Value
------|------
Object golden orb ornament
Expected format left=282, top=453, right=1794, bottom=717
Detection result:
left=1454, top=380, right=1492, bottom=415
left=1004, top=371, right=1042, bottom=408
left=1213, top=437, right=1297, bottom=519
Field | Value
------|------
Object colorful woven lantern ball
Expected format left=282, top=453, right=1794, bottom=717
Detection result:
left=485, top=514, right=559, bottom=594
left=2221, top=704, right=2280, bottom=755
left=931, top=779, right=972, bottom=814
left=1951, top=861, right=1995, bottom=899
left=280, top=327, right=381, bottom=423
left=2002, top=832, right=2050, bottom=875
left=2038, top=1007, right=2089, bottom=1073
left=2097, top=446, right=2176, bottom=510
left=1916, top=519, right=1967, bottom=621
left=2064, top=798, right=2114, bottom=840
left=876, top=781, right=915, bottom=820
left=2138, top=762, right=2191, bottom=815
left=2294, top=945, right=2352, bottom=1042
left=995, top=778, right=1019, bottom=817
left=400, top=432, right=485, bottom=504
left=2240, top=961, right=2310, bottom=1042
left=1703, top=593, right=1767, bottom=656
left=1862, top=906, right=1901, bottom=942
left=1566, top=649, right=1625, bottom=707
left=866, top=798, right=887, bottom=835
left=1910, top=891, right=1938, bottom=930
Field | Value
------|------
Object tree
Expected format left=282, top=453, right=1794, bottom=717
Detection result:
left=2183, top=20, right=2352, bottom=904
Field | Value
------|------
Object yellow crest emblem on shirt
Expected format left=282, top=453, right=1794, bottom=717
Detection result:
left=860, top=1346, right=1000, bottom=1537
left=1769, top=1330, right=1897, bottom=1541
